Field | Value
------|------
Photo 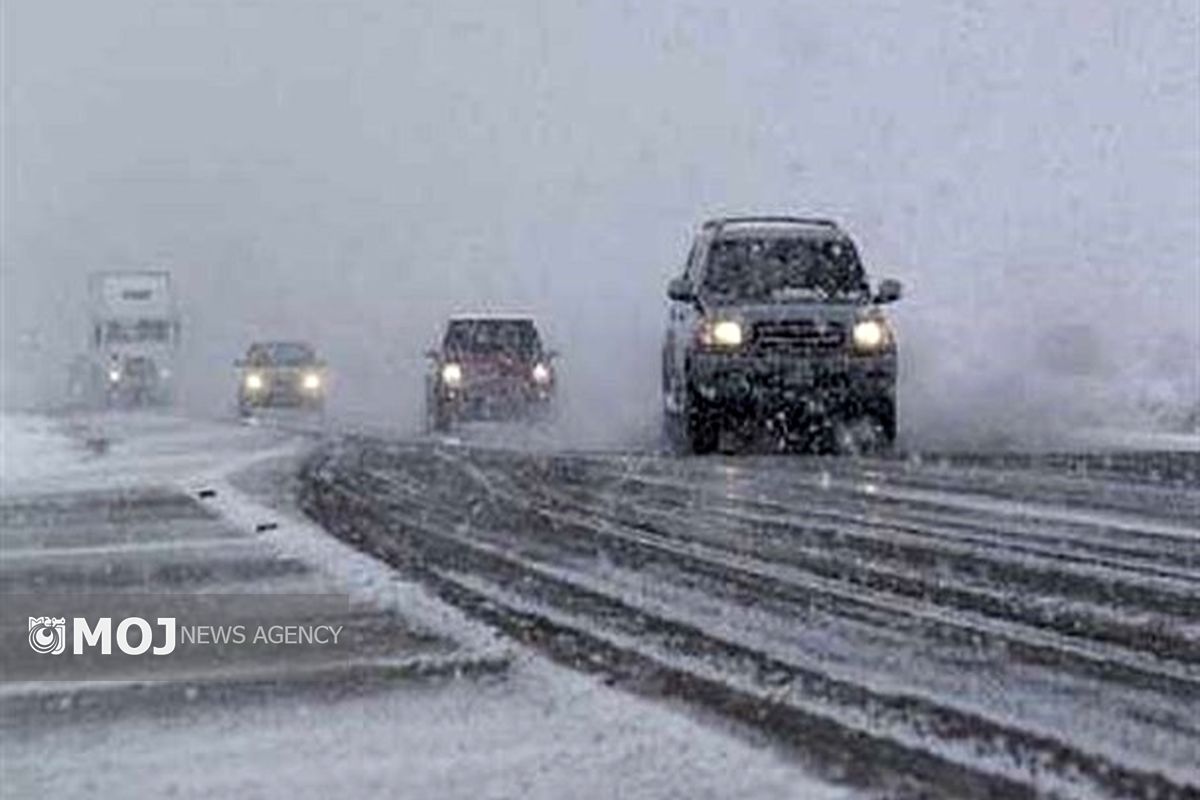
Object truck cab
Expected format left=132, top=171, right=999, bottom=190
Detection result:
left=69, top=271, right=181, bottom=408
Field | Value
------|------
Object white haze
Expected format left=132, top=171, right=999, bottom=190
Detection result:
left=3, top=0, right=1197, bottom=449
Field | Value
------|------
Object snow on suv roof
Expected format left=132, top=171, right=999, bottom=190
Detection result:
left=716, top=223, right=845, bottom=241
left=705, top=216, right=839, bottom=228
left=447, top=313, right=536, bottom=322
left=704, top=216, right=845, bottom=240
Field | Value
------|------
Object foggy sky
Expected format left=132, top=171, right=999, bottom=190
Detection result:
left=3, top=0, right=1198, bottom=446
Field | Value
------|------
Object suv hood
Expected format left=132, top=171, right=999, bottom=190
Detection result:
left=702, top=300, right=865, bottom=328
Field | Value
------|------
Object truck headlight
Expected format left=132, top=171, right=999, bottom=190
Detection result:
left=244, top=372, right=264, bottom=391
left=107, top=369, right=122, bottom=383
left=302, top=372, right=322, bottom=391
left=852, top=319, right=892, bottom=352
left=700, top=320, right=744, bottom=348
left=532, top=363, right=552, bottom=384
left=441, top=362, right=463, bottom=387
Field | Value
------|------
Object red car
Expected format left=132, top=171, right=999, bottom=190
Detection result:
left=425, top=315, right=557, bottom=431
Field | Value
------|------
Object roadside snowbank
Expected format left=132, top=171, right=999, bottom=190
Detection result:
left=0, top=414, right=83, bottom=485
left=0, top=411, right=293, bottom=494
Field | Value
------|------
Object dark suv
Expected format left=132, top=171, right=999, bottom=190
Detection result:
left=662, top=216, right=902, bottom=454
left=425, top=315, right=556, bottom=431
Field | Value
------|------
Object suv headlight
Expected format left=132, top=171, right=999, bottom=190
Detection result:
left=852, top=318, right=893, bottom=352
left=441, top=362, right=463, bottom=387
left=302, top=372, right=322, bottom=391
left=532, top=363, right=552, bottom=384
left=244, top=372, right=265, bottom=391
left=699, top=319, right=744, bottom=348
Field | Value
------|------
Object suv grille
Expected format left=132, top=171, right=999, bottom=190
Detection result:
left=752, top=320, right=845, bottom=352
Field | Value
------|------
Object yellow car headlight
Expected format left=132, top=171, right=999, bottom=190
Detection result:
left=244, top=372, right=265, bottom=391
left=701, top=319, right=744, bottom=348
left=852, top=318, right=892, bottom=352
left=441, top=362, right=463, bottom=387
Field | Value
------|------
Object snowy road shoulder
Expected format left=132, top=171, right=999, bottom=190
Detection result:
left=1, top=414, right=500, bottom=704
left=189, top=446, right=510, bottom=661
left=0, top=413, right=87, bottom=486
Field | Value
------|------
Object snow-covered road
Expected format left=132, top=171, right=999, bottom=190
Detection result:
left=0, top=413, right=849, bottom=800
left=303, top=435, right=1200, bottom=799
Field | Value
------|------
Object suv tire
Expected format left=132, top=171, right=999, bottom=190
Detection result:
left=428, top=400, right=452, bottom=433
left=877, top=399, right=897, bottom=445
left=684, top=391, right=719, bottom=455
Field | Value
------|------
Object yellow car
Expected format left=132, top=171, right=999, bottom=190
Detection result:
left=236, top=341, right=327, bottom=416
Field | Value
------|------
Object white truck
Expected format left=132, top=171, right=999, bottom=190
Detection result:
left=67, top=271, right=181, bottom=408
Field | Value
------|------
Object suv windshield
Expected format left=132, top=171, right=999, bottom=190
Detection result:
left=444, top=319, right=541, bottom=359
left=703, top=236, right=867, bottom=301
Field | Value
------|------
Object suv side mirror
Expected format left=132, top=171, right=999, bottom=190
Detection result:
left=667, top=277, right=695, bottom=303
left=875, top=278, right=903, bottom=304
left=424, top=349, right=440, bottom=360
left=545, top=349, right=560, bottom=361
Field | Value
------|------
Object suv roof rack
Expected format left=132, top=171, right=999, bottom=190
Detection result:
left=447, top=312, right=536, bottom=321
left=702, top=216, right=840, bottom=230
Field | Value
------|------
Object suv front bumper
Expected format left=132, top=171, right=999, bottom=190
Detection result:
left=687, top=351, right=895, bottom=417
left=437, top=381, right=554, bottom=420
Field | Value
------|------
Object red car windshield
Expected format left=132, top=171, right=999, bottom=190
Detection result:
left=444, top=320, right=541, bottom=360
